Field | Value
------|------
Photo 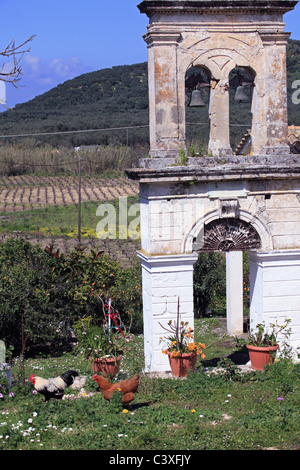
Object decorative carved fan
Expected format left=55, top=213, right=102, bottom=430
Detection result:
left=197, top=218, right=261, bottom=252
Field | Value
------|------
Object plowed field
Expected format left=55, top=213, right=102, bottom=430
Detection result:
left=0, top=175, right=139, bottom=212
left=0, top=175, right=140, bottom=267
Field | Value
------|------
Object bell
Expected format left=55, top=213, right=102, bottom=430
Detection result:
left=234, top=85, right=248, bottom=102
left=188, top=89, right=206, bottom=107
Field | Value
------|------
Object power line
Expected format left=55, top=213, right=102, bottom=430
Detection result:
left=0, top=124, right=149, bottom=139
left=0, top=122, right=251, bottom=140
left=0, top=159, right=76, bottom=167
left=186, top=122, right=251, bottom=127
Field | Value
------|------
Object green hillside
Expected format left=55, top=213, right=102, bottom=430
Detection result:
left=0, top=62, right=150, bottom=147
left=0, top=39, right=300, bottom=149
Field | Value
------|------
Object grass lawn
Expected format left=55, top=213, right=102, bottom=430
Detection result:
left=0, top=195, right=140, bottom=239
left=1, top=318, right=299, bottom=451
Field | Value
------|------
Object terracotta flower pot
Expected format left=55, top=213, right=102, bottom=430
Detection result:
left=246, top=344, right=279, bottom=371
left=167, top=351, right=198, bottom=377
left=90, top=355, right=122, bottom=378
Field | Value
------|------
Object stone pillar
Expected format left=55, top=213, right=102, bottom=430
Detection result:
left=226, top=251, right=244, bottom=335
left=144, top=31, right=182, bottom=158
left=208, top=80, right=232, bottom=157
left=249, top=250, right=300, bottom=358
left=138, top=251, right=198, bottom=372
left=259, top=33, right=291, bottom=155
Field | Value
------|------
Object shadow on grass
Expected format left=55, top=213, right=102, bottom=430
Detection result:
left=201, top=345, right=249, bottom=368
left=128, top=402, right=152, bottom=411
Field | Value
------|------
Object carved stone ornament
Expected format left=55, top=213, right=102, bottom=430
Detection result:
left=199, top=218, right=261, bottom=252
left=219, top=198, right=239, bottom=218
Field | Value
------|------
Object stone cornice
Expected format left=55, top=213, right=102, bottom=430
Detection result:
left=126, top=155, right=300, bottom=183
left=143, top=31, right=182, bottom=46
left=259, top=31, right=291, bottom=45
left=138, top=0, right=298, bottom=16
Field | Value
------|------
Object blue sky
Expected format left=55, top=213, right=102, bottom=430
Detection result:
left=0, top=0, right=299, bottom=109
left=0, top=0, right=148, bottom=108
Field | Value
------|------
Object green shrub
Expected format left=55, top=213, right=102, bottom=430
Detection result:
left=193, top=252, right=226, bottom=317
left=193, top=251, right=250, bottom=317
left=0, top=238, right=143, bottom=357
left=0, top=239, right=73, bottom=354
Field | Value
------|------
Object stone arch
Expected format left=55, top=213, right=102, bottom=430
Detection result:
left=184, top=64, right=212, bottom=150
left=183, top=210, right=271, bottom=338
left=198, top=218, right=261, bottom=252
left=178, top=40, right=261, bottom=155
left=182, top=208, right=273, bottom=253
left=228, top=65, right=256, bottom=153
left=185, top=46, right=257, bottom=81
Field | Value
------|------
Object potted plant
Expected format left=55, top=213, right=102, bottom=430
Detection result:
left=76, top=324, right=124, bottom=377
left=246, top=319, right=291, bottom=371
left=74, top=297, right=132, bottom=378
left=160, top=298, right=206, bottom=377
left=74, top=314, right=126, bottom=378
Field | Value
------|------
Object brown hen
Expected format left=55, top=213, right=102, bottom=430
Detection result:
left=92, top=374, right=139, bottom=404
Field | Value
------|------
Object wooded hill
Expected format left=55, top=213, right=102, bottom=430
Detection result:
left=0, top=39, right=300, bottom=149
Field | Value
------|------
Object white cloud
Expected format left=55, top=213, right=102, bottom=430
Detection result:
left=2, top=54, right=93, bottom=108
left=23, top=54, right=88, bottom=87
left=23, top=55, right=41, bottom=75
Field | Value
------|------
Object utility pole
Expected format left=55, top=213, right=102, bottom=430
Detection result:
left=75, top=147, right=82, bottom=246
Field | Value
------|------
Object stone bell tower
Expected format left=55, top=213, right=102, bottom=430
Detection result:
left=127, top=0, right=300, bottom=372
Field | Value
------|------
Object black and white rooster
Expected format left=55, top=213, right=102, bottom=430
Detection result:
left=29, top=370, right=78, bottom=402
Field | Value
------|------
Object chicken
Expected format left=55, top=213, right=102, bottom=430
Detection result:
left=29, top=370, right=78, bottom=402
left=93, top=374, right=139, bottom=404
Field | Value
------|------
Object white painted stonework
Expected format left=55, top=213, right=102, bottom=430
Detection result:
left=136, top=175, right=300, bottom=368
left=138, top=252, right=198, bottom=372
left=249, top=250, right=300, bottom=358
left=139, top=178, right=300, bottom=255
left=128, top=0, right=300, bottom=371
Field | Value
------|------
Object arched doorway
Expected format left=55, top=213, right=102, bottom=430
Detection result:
left=192, top=217, right=261, bottom=335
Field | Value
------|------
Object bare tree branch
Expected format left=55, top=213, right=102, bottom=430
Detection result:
left=0, top=34, right=36, bottom=88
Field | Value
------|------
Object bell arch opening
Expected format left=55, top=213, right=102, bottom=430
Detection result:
left=228, top=66, right=256, bottom=156
left=185, top=65, right=211, bottom=156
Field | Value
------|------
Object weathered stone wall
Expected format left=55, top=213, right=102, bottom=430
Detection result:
left=139, top=0, right=295, bottom=159
left=139, top=174, right=300, bottom=255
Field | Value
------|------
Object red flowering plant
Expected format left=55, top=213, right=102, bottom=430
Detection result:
left=159, top=298, right=205, bottom=359
left=73, top=297, right=132, bottom=360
